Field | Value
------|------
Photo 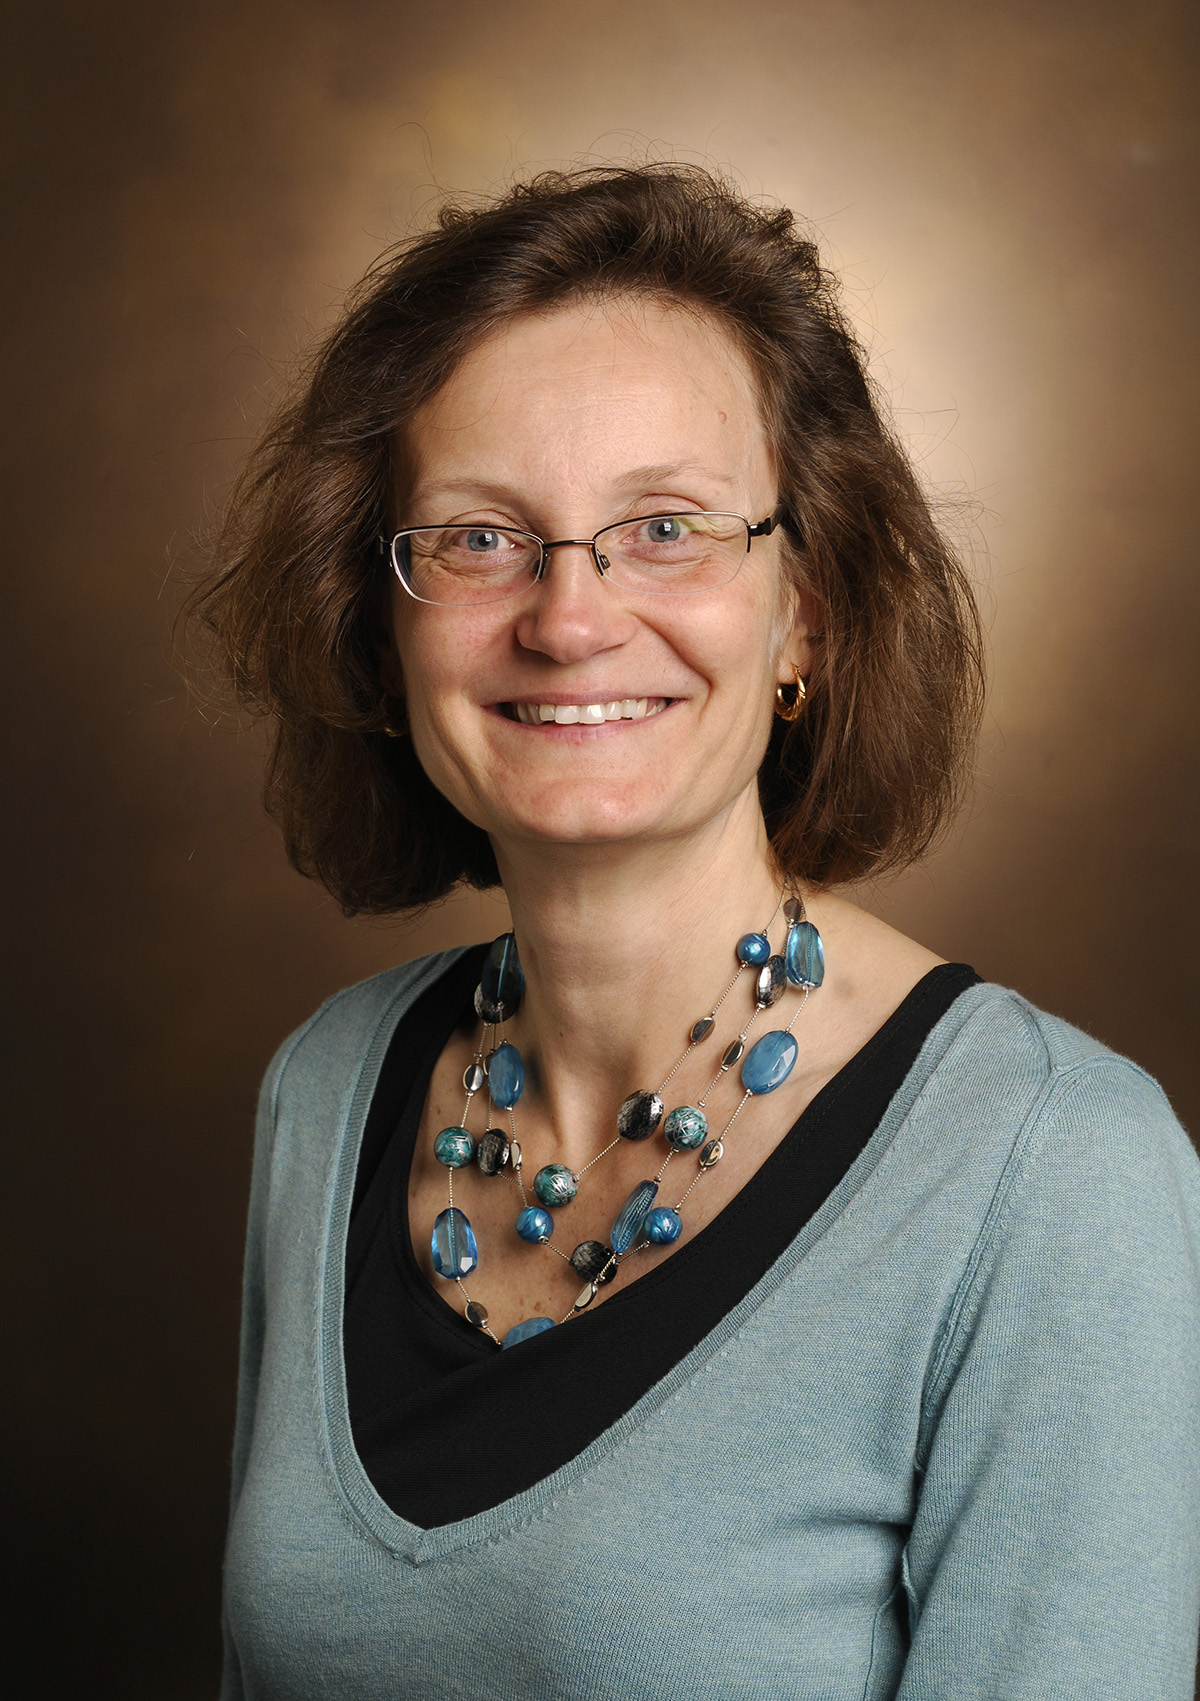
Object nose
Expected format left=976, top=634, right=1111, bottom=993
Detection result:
left=512, top=541, right=638, bottom=664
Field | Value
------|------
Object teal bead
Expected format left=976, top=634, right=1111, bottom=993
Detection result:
left=533, top=1163, right=578, bottom=1207
left=515, top=1205, right=553, bottom=1243
left=736, top=931, right=771, bottom=964
left=431, top=1207, right=478, bottom=1278
left=644, top=1207, right=682, bottom=1245
left=741, top=1029, right=799, bottom=1095
left=487, top=1041, right=525, bottom=1109
left=611, top=1179, right=658, bottom=1254
left=663, top=1105, right=708, bottom=1150
left=785, top=919, right=825, bottom=989
left=501, top=1316, right=555, bottom=1349
left=433, top=1126, right=476, bottom=1168
left=481, top=932, right=525, bottom=1014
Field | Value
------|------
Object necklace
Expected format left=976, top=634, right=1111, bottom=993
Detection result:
left=429, top=895, right=825, bottom=1349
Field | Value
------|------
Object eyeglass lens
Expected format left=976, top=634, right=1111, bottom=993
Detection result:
left=393, top=512, right=752, bottom=605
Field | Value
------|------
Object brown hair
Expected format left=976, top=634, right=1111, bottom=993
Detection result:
left=193, top=164, right=984, bottom=913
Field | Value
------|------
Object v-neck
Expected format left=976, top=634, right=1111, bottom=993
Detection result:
left=332, top=949, right=982, bottom=1546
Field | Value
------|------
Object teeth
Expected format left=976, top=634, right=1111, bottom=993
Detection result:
left=511, top=698, right=667, bottom=723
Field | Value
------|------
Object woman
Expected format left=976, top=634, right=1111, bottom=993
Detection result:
left=199, top=167, right=1200, bottom=1698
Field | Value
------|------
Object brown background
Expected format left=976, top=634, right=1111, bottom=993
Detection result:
left=4, top=0, right=1197, bottom=1693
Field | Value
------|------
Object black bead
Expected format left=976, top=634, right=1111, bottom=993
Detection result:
left=477, top=1127, right=510, bottom=1176
left=617, top=1090, right=664, bottom=1141
left=570, top=1240, right=617, bottom=1284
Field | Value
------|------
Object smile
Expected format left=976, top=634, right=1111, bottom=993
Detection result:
left=505, top=698, right=670, bottom=725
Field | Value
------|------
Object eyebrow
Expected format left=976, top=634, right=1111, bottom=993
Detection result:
left=412, top=463, right=738, bottom=507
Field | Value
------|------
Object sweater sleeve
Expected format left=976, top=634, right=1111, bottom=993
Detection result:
left=895, top=1058, right=1200, bottom=1700
left=219, top=1034, right=292, bottom=1701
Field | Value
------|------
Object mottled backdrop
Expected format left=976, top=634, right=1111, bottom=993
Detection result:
left=4, top=0, right=1197, bottom=1693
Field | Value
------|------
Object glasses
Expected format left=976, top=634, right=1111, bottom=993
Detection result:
left=384, top=511, right=781, bottom=606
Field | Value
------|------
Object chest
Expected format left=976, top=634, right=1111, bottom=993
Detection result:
left=406, top=1019, right=835, bottom=1344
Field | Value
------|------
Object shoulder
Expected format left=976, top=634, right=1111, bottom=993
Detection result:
left=915, top=987, right=1200, bottom=1453
left=257, top=945, right=479, bottom=1126
left=936, top=980, right=1188, bottom=1132
left=921, top=980, right=1200, bottom=1260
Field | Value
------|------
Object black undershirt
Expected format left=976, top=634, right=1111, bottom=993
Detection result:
left=345, top=947, right=981, bottom=1528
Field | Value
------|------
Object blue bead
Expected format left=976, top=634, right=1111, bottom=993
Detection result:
left=515, top=1205, right=553, bottom=1243
left=785, top=919, right=825, bottom=989
left=644, top=1207, right=682, bottom=1245
left=533, top=1163, right=578, bottom=1207
left=431, top=1207, right=478, bottom=1277
left=736, top=931, right=771, bottom=965
left=481, top=932, right=525, bottom=1012
left=432, top=1126, right=476, bottom=1168
left=487, top=1041, right=525, bottom=1109
left=663, top=1105, right=708, bottom=1150
left=611, top=1179, right=659, bottom=1254
left=501, top=1316, right=555, bottom=1349
left=741, top=1029, right=799, bottom=1094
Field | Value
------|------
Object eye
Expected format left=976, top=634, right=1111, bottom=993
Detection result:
left=644, top=516, right=686, bottom=544
left=465, top=528, right=504, bottom=553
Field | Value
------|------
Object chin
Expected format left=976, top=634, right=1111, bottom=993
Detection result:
left=486, top=785, right=681, bottom=849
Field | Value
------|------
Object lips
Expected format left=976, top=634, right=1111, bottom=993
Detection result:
left=505, top=698, right=670, bottom=725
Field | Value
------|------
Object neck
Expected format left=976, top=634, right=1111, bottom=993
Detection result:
left=491, top=790, right=787, bottom=1165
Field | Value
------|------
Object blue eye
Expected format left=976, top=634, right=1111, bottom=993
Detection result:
left=646, top=517, right=684, bottom=543
left=465, top=528, right=503, bottom=552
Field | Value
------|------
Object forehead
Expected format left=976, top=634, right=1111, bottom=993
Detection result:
left=402, top=297, right=773, bottom=509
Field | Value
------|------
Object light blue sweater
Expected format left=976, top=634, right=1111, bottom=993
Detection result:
left=221, top=952, right=1200, bottom=1699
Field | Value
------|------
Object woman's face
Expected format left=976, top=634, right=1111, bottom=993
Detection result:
left=389, top=297, right=811, bottom=856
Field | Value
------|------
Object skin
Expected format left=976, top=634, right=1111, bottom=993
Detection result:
left=390, top=298, right=942, bottom=1342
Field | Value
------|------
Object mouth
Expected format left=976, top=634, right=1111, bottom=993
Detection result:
left=501, top=697, right=671, bottom=725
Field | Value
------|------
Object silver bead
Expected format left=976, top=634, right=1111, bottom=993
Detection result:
left=474, top=985, right=515, bottom=1025
left=464, top=1300, right=489, bottom=1328
left=463, top=1061, right=486, bottom=1094
left=689, top=1015, right=715, bottom=1043
left=721, top=1038, right=745, bottom=1068
left=510, top=1139, right=522, bottom=1172
left=755, top=955, right=787, bottom=1008
left=573, top=1281, right=599, bottom=1311
left=699, top=1139, right=725, bottom=1169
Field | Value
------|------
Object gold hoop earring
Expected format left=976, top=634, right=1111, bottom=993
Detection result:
left=381, top=696, right=408, bottom=738
left=774, top=668, right=807, bottom=723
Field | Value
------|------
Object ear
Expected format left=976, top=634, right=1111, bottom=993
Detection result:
left=775, top=579, right=818, bottom=686
left=377, top=621, right=407, bottom=702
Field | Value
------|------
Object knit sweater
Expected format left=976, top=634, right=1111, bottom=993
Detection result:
left=220, top=951, right=1200, bottom=1700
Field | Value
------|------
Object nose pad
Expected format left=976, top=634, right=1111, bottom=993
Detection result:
left=537, top=539, right=612, bottom=580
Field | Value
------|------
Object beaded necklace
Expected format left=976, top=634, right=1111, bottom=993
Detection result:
left=429, top=896, right=825, bottom=1349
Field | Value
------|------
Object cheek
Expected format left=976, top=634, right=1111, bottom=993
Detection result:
left=692, top=594, right=784, bottom=699
left=392, top=602, right=487, bottom=711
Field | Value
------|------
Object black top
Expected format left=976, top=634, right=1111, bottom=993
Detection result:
left=345, top=947, right=981, bottom=1528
